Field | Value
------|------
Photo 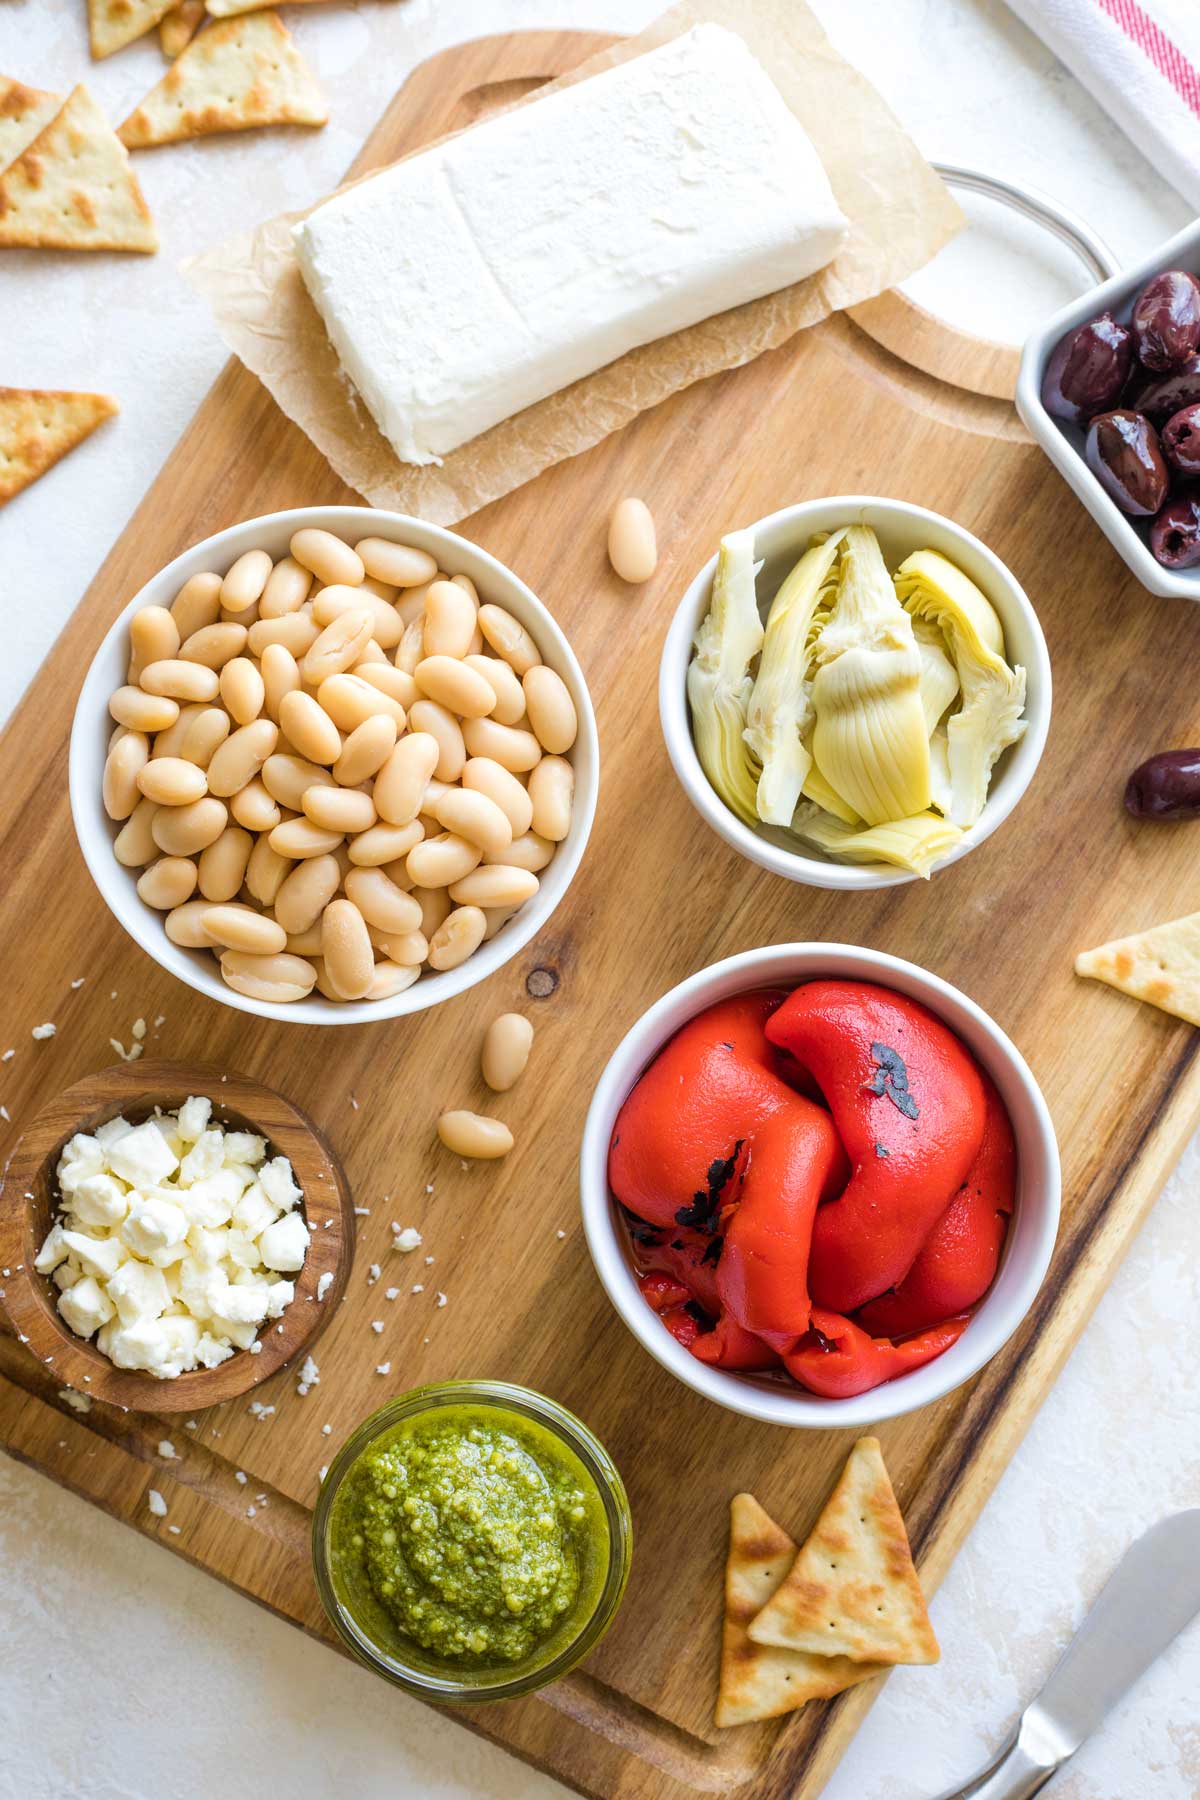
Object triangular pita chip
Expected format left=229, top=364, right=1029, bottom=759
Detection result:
left=160, top=0, right=206, bottom=57
left=715, top=1493, right=883, bottom=1728
left=89, top=0, right=175, bottom=59
left=118, top=12, right=327, bottom=149
left=1076, top=912, right=1200, bottom=1027
left=748, top=1438, right=938, bottom=1667
left=0, top=389, right=118, bottom=505
left=0, top=77, right=61, bottom=172
left=0, top=85, right=157, bottom=253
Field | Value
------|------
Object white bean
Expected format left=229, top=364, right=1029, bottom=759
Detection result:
left=321, top=897, right=373, bottom=999
left=206, top=720, right=278, bottom=798
left=607, top=496, right=657, bottom=583
left=413, top=655, right=496, bottom=719
left=423, top=580, right=477, bottom=659
left=522, top=666, right=577, bottom=753
left=461, top=758, right=534, bottom=838
left=408, top=700, right=465, bottom=782
left=137, top=856, right=197, bottom=910
left=436, top=1110, right=513, bottom=1159
left=405, top=833, right=481, bottom=889
left=273, top=855, right=342, bottom=935
left=168, top=574, right=222, bottom=642
left=448, top=865, right=539, bottom=909
left=528, top=755, right=574, bottom=842
left=356, top=538, right=438, bottom=588
left=220, top=951, right=316, bottom=1004
left=482, top=1013, right=534, bottom=1092
left=291, top=528, right=364, bottom=589
left=427, top=906, right=487, bottom=971
left=461, top=716, right=541, bottom=773
left=203, top=904, right=288, bottom=955
left=477, top=604, right=538, bottom=675
left=220, top=550, right=273, bottom=613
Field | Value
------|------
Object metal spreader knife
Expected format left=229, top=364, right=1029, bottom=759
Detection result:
left=933, top=1510, right=1200, bottom=1799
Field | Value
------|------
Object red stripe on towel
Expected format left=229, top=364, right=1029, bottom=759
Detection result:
left=1096, top=0, right=1200, bottom=118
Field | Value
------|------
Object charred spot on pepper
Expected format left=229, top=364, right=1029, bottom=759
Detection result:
left=865, top=1041, right=920, bottom=1120
left=700, top=1235, right=724, bottom=1267
left=683, top=1299, right=712, bottom=1329
left=673, top=1137, right=744, bottom=1232
left=874, top=1141, right=890, bottom=1159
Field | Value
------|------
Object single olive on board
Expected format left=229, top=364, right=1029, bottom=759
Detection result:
left=1161, top=403, right=1200, bottom=476
left=1040, top=312, right=1134, bottom=424
left=1125, top=748, right=1200, bottom=819
left=1130, top=270, right=1200, bottom=373
left=1149, top=489, right=1200, bottom=568
left=1084, top=410, right=1168, bottom=516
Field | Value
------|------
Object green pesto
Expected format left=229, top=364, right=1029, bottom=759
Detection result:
left=330, top=1403, right=609, bottom=1668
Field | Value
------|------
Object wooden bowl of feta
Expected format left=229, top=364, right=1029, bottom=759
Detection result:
left=0, top=1061, right=352, bottom=1412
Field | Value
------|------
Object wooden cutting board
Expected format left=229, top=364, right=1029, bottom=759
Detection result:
left=3, top=29, right=1200, bottom=1800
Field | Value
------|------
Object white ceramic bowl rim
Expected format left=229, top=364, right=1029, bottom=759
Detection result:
left=659, top=494, right=1052, bottom=891
left=580, top=942, right=1061, bottom=1429
left=69, top=506, right=598, bottom=1026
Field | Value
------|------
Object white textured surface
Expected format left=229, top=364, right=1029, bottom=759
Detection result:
left=0, top=3, right=1197, bottom=1798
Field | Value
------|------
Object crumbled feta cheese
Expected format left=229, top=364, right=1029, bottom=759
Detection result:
left=316, top=1271, right=333, bottom=1302
left=353, top=1206, right=370, bottom=1217
left=367, top=1263, right=380, bottom=1285
left=411, top=1284, right=423, bottom=1294
left=384, top=1287, right=399, bottom=1301
left=371, top=1320, right=384, bottom=1333
left=376, top=1362, right=391, bottom=1375
left=35, top=1097, right=311, bottom=1379
left=58, top=1387, right=92, bottom=1414
left=31, top=1023, right=55, bottom=1040
left=168, top=1524, right=181, bottom=1535
left=258, top=1211, right=310, bottom=1273
left=158, top=1439, right=178, bottom=1460
left=321, top=1423, right=331, bottom=1435
left=296, top=1354, right=320, bottom=1395
left=2, top=1048, right=14, bottom=1061
left=235, top=1471, right=247, bottom=1484
left=392, top=1227, right=422, bottom=1253
left=436, top=1293, right=447, bottom=1308
left=108, top=1121, right=179, bottom=1189
left=246, top=1505, right=257, bottom=1518
left=147, top=1490, right=167, bottom=1517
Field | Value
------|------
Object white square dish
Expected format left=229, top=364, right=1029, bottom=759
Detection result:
left=1015, top=217, right=1200, bottom=601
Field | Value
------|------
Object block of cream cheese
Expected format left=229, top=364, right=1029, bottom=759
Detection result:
left=293, top=24, right=848, bottom=466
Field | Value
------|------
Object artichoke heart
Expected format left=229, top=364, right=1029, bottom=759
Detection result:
left=743, top=531, right=845, bottom=826
left=687, top=528, right=763, bottom=826
left=809, top=527, right=930, bottom=826
left=913, top=617, right=959, bottom=736
left=794, top=808, right=964, bottom=880
left=895, top=548, right=1026, bottom=829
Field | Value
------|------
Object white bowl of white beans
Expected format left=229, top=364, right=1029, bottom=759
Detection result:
left=71, top=508, right=598, bottom=1025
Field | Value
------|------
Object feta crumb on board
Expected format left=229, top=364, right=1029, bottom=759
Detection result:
left=31, top=1023, right=55, bottom=1040
left=34, top=1098, right=310, bottom=1380
left=316, top=1271, right=333, bottom=1301
left=370, top=1320, right=383, bottom=1334
left=392, top=1227, right=422, bottom=1253
left=376, top=1362, right=391, bottom=1375
left=296, top=1354, right=320, bottom=1395
left=157, top=1439, right=178, bottom=1460
left=147, top=1490, right=168, bottom=1518
left=57, top=1387, right=92, bottom=1414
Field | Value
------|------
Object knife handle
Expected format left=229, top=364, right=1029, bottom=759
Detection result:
left=931, top=1710, right=1064, bottom=1800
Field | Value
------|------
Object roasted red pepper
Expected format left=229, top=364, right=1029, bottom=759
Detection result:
left=766, top=980, right=987, bottom=1313
left=857, top=1070, right=1015, bottom=1338
left=608, top=991, right=801, bottom=1231
left=716, top=1104, right=849, bottom=1350
left=617, top=979, right=1014, bottom=1400
left=638, top=1268, right=780, bottom=1369
left=783, top=1308, right=969, bottom=1399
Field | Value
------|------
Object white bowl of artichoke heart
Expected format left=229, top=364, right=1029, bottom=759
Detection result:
left=660, top=497, right=1051, bottom=888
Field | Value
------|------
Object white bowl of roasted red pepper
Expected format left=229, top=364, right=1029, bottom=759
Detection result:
left=1017, top=219, right=1200, bottom=599
left=580, top=944, right=1060, bottom=1428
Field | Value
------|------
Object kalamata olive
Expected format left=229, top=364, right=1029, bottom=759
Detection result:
left=1150, top=488, right=1200, bottom=568
left=1125, top=748, right=1200, bottom=819
left=1161, top=403, right=1200, bottom=475
left=1084, top=410, right=1168, bottom=516
left=1130, top=269, right=1200, bottom=372
left=1041, top=311, right=1134, bottom=424
left=1126, top=352, right=1200, bottom=421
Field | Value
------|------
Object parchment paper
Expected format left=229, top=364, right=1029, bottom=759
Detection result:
left=184, top=0, right=964, bottom=524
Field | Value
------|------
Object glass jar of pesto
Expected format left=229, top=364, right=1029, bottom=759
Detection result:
left=312, top=1380, right=632, bottom=1701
